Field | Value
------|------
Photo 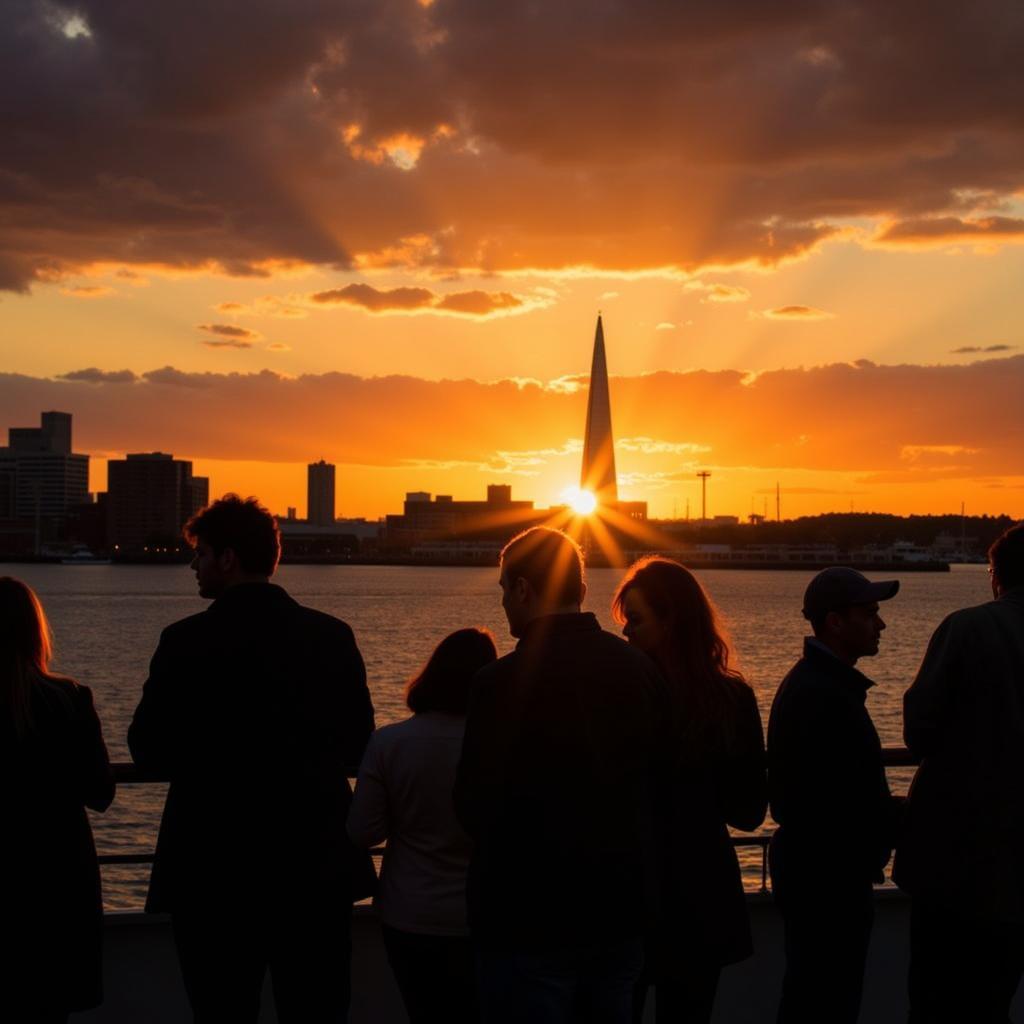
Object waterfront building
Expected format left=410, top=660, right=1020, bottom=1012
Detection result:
left=0, top=411, right=89, bottom=520
left=106, top=452, right=209, bottom=554
left=307, top=459, right=336, bottom=526
left=384, top=485, right=543, bottom=549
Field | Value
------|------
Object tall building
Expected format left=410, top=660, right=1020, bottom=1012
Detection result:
left=107, top=452, right=209, bottom=553
left=580, top=315, right=618, bottom=504
left=307, top=460, right=336, bottom=526
left=0, top=411, right=89, bottom=519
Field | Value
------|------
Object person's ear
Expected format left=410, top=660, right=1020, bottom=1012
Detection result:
left=218, top=547, right=239, bottom=573
left=512, top=576, right=531, bottom=603
left=824, top=609, right=844, bottom=635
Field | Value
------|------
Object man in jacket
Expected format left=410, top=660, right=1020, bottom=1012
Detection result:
left=767, top=567, right=901, bottom=1024
left=128, top=494, right=374, bottom=1023
left=895, top=522, right=1024, bottom=1022
left=454, top=526, right=664, bottom=1023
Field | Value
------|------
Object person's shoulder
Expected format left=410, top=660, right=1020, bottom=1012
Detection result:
left=160, top=609, right=209, bottom=643
left=292, top=601, right=358, bottom=640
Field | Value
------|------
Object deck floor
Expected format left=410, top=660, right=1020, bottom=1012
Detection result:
left=76, top=892, right=1024, bottom=1023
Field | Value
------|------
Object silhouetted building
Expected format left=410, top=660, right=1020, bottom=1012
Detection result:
left=580, top=315, right=618, bottom=505
left=0, top=411, right=89, bottom=520
left=308, top=460, right=336, bottom=526
left=384, top=487, right=543, bottom=549
left=107, top=453, right=209, bottom=554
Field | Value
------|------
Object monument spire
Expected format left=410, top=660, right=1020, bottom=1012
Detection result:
left=580, top=314, right=618, bottom=504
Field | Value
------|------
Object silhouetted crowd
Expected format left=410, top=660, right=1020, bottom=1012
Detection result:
left=4, top=494, right=1024, bottom=1024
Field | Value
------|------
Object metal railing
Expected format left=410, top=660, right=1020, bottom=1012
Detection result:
left=99, top=747, right=920, bottom=894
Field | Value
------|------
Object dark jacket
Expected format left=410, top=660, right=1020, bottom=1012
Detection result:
left=2, top=679, right=114, bottom=1012
left=453, top=612, right=665, bottom=951
left=128, top=582, right=375, bottom=913
left=767, top=639, right=898, bottom=890
left=895, top=588, right=1024, bottom=923
left=653, top=683, right=767, bottom=968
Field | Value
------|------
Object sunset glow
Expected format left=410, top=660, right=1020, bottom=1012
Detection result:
left=3, top=2, right=1023, bottom=522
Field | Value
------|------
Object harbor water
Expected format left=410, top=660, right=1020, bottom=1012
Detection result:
left=10, top=562, right=992, bottom=909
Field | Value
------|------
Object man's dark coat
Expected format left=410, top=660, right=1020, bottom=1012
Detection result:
left=128, top=582, right=375, bottom=912
left=895, top=587, right=1024, bottom=923
left=453, top=612, right=665, bottom=951
left=768, top=639, right=899, bottom=888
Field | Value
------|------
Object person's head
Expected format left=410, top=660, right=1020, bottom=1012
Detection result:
left=802, top=567, right=899, bottom=665
left=405, top=627, right=498, bottom=715
left=989, top=523, right=1024, bottom=597
left=184, top=494, right=280, bottom=599
left=498, top=527, right=586, bottom=637
left=612, top=556, right=729, bottom=670
left=0, top=576, right=55, bottom=736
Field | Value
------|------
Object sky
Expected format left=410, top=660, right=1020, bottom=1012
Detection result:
left=3, top=0, right=1024, bottom=520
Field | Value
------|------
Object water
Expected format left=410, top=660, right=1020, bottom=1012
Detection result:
left=11, top=562, right=992, bottom=908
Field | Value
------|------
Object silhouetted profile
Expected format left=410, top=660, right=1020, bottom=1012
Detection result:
left=767, top=567, right=902, bottom=1024
left=1, top=577, right=114, bottom=1024
left=580, top=314, right=618, bottom=504
left=454, top=527, right=664, bottom=1023
left=348, top=627, right=498, bottom=1024
left=128, top=494, right=374, bottom=1023
left=896, top=522, right=1024, bottom=1023
left=613, top=557, right=767, bottom=1024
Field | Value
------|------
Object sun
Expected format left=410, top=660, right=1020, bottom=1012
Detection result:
left=561, top=486, right=598, bottom=516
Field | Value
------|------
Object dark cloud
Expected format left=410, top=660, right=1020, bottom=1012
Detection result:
left=197, top=323, right=260, bottom=339
left=952, top=343, right=1017, bottom=354
left=58, top=367, right=137, bottom=384
left=2, top=0, right=1024, bottom=289
left=309, top=282, right=525, bottom=316
left=200, top=339, right=254, bottom=349
left=311, top=284, right=435, bottom=311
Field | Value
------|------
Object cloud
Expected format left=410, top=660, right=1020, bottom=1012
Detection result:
left=434, top=290, right=522, bottom=315
left=684, top=282, right=751, bottom=303
left=2, top=356, right=1021, bottom=487
left=951, top=343, right=1016, bottom=354
left=759, top=305, right=835, bottom=321
left=311, top=283, right=435, bottom=312
left=309, top=282, right=529, bottom=317
left=201, top=339, right=254, bottom=349
left=876, top=216, right=1024, bottom=249
left=59, top=285, right=115, bottom=298
left=266, top=342, right=291, bottom=352
left=197, top=323, right=261, bottom=340
left=655, top=322, right=676, bottom=331
left=5, top=1, right=1024, bottom=290
left=58, top=367, right=137, bottom=384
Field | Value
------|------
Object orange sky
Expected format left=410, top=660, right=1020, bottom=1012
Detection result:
left=3, top=1, right=1024, bottom=520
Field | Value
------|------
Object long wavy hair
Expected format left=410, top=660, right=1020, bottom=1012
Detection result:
left=612, top=556, right=750, bottom=753
left=0, top=577, right=72, bottom=738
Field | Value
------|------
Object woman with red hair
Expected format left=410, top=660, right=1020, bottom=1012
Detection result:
left=613, top=557, right=767, bottom=1024
left=1, top=576, right=114, bottom=1023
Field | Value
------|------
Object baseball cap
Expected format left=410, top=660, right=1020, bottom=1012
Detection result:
left=802, top=567, right=899, bottom=621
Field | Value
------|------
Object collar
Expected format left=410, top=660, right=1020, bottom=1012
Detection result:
left=516, top=611, right=600, bottom=648
left=209, top=581, right=292, bottom=613
left=801, top=636, right=875, bottom=695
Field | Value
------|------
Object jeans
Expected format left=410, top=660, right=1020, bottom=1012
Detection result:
left=477, top=937, right=645, bottom=1024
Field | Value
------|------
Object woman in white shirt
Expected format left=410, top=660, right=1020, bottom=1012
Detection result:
left=348, top=627, right=497, bottom=1024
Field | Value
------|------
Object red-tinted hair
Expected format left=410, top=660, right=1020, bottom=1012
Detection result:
left=406, top=627, right=498, bottom=715
left=612, top=556, right=749, bottom=751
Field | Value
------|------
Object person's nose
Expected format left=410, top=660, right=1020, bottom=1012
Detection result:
left=877, top=615, right=886, bottom=632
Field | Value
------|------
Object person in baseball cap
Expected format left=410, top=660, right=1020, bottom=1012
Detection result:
left=767, top=567, right=902, bottom=1024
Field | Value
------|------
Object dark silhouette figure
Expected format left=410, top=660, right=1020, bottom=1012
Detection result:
left=896, top=523, right=1024, bottom=1023
left=454, top=527, right=665, bottom=1024
left=348, top=627, right=498, bottom=1024
left=1, top=577, right=114, bottom=1024
left=612, top=557, right=767, bottom=1024
left=767, top=567, right=902, bottom=1024
left=128, top=495, right=374, bottom=1023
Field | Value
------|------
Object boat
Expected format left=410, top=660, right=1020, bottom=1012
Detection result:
left=60, top=545, right=112, bottom=565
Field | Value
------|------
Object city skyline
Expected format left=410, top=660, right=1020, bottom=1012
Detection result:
left=3, top=3, right=1023, bottom=520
